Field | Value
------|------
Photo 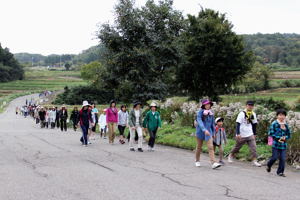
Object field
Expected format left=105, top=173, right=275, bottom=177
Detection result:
left=0, top=67, right=86, bottom=112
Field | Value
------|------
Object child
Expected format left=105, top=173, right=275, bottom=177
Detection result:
left=195, top=99, right=221, bottom=169
left=266, top=109, right=291, bottom=177
left=118, top=105, right=128, bottom=144
left=213, top=117, right=227, bottom=165
left=99, top=109, right=107, bottom=139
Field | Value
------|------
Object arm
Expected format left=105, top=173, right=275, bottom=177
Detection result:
left=196, top=110, right=207, bottom=132
left=236, top=123, right=241, bottom=135
left=211, top=116, right=215, bottom=136
left=143, top=112, right=149, bottom=128
left=252, top=123, right=257, bottom=135
left=158, top=113, right=162, bottom=128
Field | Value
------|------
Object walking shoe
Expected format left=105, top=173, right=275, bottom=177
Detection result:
left=219, top=160, right=225, bottom=165
left=195, top=161, right=201, bottom=167
left=137, top=148, right=143, bottom=152
left=212, top=162, right=222, bottom=169
left=253, top=160, right=262, bottom=167
left=277, top=173, right=286, bottom=177
left=266, top=166, right=271, bottom=173
left=130, top=148, right=135, bottom=152
left=227, top=154, right=234, bottom=163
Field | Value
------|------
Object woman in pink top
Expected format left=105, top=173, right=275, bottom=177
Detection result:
left=106, top=100, right=118, bottom=144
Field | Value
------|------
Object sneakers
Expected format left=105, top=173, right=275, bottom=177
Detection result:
left=253, top=160, right=262, bottom=167
left=130, top=148, right=135, bottom=151
left=219, top=160, right=225, bottom=165
left=137, top=148, right=143, bottom=152
left=195, top=161, right=201, bottom=167
left=227, top=154, right=234, bottom=163
left=212, top=162, right=222, bottom=169
left=266, top=166, right=271, bottom=173
left=277, top=173, right=286, bottom=177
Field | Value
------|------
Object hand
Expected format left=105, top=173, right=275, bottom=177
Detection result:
left=132, top=127, right=136, bottom=130
left=92, top=123, right=95, bottom=127
left=236, top=135, right=242, bottom=141
left=204, top=130, right=210, bottom=136
left=252, top=135, right=256, bottom=140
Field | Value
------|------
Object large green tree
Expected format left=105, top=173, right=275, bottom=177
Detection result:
left=98, top=0, right=184, bottom=103
left=177, top=9, right=254, bottom=101
left=0, top=43, right=24, bottom=82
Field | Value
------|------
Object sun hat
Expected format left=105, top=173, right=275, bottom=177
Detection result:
left=82, top=100, right=90, bottom=107
left=215, top=117, right=224, bottom=124
left=150, top=102, right=157, bottom=108
left=201, top=99, right=213, bottom=109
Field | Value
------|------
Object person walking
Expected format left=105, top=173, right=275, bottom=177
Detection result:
left=106, top=100, right=118, bottom=144
left=38, top=107, right=46, bottom=128
left=213, top=117, right=227, bottom=165
left=90, top=103, right=99, bottom=140
left=128, top=102, right=144, bottom=152
left=98, top=109, right=107, bottom=139
left=228, top=100, right=262, bottom=167
left=59, top=105, right=68, bottom=132
left=143, top=102, right=162, bottom=151
left=195, top=99, right=221, bottom=169
left=55, top=107, right=60, bottom=129
left=266, top=109, right=292, bottom=177
left=49, top=107, right=57, bottom=129
left=78, top=101, right=93, bottom=146
left=70, top=107, right=79, bottom=131
left=118, top=105, right=128, bottom=144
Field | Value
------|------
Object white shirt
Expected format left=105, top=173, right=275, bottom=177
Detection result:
left=134, top=109, right=140, bottom=126
left=98, top=114, right=107, bottom=129
left=236, top=110, right=257, bottom=138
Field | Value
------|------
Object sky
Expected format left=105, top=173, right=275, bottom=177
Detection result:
left=0, top=0, right=299, bottom=55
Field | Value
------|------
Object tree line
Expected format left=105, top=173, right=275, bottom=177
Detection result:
left=0, top=44, right=24, bottom=82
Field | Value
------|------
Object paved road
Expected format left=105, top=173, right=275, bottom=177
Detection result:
left=0, top=95, right=300, bottom=200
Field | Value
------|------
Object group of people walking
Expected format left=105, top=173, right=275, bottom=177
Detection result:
left=196, top=99, right=291, bottom=176
left=19, top=97, right=292, bottom=177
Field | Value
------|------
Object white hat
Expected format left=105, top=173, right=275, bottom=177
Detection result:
left=150, top=102, right=157, bottom=107
left=82, top=100, right=90, bottom=107
left=215, top=117, right=224, bottom=124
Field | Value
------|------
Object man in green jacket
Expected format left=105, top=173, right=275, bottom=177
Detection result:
left=143, top=102, right=162, bottom=151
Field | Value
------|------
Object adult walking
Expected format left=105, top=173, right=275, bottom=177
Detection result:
left=118, top=105, right=128, bottom=144
left=78, top=101, right=93, bottom=146
left=195, top=99, right=221, bottom=169
left=228, top=100, right=261, bottom=167
left=55, top=107, right=60, bottom=129
left=106, top=100, right=118, bottom=144
left=128, top=102, right=144, bottom=152
left=38, top=107, right=46, bottom=128
left=70, top=107, right=79, bottom=131
left=143, top=102, right=162, bottom=151
left=90, top=103, right=99, bottom=140
left=49, top=107, right=56, bottom=129
left=59, top=105, right=68, bottom=132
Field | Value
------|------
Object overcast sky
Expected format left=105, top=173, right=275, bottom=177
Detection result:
left=0, top=0, right=299, bottom=55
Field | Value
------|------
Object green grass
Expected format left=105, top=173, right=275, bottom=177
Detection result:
left=0, top=69, right=86, bottom=113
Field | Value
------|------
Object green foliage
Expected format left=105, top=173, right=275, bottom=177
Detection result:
left=64, top=63, right=71, bottom=71
left=255, top=97, right=290, bottom=111
left=98, top=0, right=185, bottom=103
left=0, top=44, right=24, bottom=82
left=243, top=33, right=300, bottom=68
left=287, top=130, right=300, bottom=163
left=80, top=61, right=107, bottom=88
left=53, top=85, right=114, bottom=105
left=177, top=9, right=254, bottom=101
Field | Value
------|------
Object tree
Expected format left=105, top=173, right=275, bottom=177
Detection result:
left=0, top=43, right=24, bottom=82
left=64, top=63, right=71, bottom=71
left=80, top=61, right=107, bottom=88
left=177, top=9, right=254, bottom=101
left=98, top=0, right=184, bottom=103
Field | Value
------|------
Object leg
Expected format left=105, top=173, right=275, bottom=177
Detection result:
left=195, top=138, right=203, bottom=162
left=108, top=123, right=113, bottom=143
left=60, top=120, right=63, bottom=131
left=129, top=127, right=135, bottom=149
left=219, top=145, right=224, bottom=161
left=136, top=126, right=143, bottom=149
left=247, top=136, right=258, bottom=160
left=230, top=137, right=247, bottom=157
left=267, top=148, right=279, bottom=169
left=64, top=120, right=67, bottom=131
left=207, top=138, right=216, bottom=164
left=112, top=123, right=116, bottom=143
left=277, top=149, right=286, bottom=175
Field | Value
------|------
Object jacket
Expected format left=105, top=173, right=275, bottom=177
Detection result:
left=143, top=111, right=162, bottom=131
left=106, top=108, right=118, bottom=123
left=128, top=109, right=143, bottom=127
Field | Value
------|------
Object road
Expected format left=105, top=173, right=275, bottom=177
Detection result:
left=0, top=94, right=300, bottom=200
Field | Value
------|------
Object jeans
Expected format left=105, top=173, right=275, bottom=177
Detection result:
left=267, top=148, right=286, bottom=174
left=80, top=125, right=89, bottom=145
left=60, top=119, right=67, bottom=131
left=148, top=129, right=158, bottom=148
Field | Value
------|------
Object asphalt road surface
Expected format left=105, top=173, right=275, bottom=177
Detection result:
left=0, top=94, right=300, bottom=200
